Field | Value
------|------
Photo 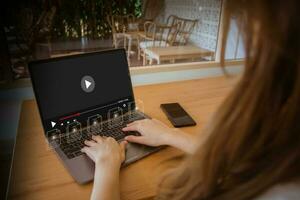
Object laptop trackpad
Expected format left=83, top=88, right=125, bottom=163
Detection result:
left=124, top=142, right=157, bottom=165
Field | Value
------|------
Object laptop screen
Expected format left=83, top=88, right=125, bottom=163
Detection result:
left=29, top=49, right=135, bottom=134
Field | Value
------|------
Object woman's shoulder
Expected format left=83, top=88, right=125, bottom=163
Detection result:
left=255, top=182, right=300, bottom=200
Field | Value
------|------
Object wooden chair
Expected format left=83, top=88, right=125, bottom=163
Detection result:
left=126, top=14, right=139, bottom=32
left=138, top=21, right=179, bottom=65
left=166, top=15, right=198, bottom=45
left=107, top=14, right=138, bottom=48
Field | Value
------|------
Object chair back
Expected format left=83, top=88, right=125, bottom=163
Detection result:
left=166, top=15, right=177, bottom=26
left=143, top=21, right=179, bottom=47
left=166, top=15, right=198, bottom=45
left=107, top=14, right=138, bottom=34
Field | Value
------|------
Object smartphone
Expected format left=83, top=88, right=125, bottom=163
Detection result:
left=160, top=103, right=196, bottom=127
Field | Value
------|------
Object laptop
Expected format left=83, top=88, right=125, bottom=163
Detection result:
left=28, top=49, right=161, bottom=184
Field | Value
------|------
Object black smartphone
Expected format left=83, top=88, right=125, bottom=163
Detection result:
left=160, top=103, right=196, bottom=127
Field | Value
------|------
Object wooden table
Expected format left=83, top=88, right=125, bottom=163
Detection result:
left=8, top=76, right=237, bottom=200
left=144, top=45, right=215, bottom=65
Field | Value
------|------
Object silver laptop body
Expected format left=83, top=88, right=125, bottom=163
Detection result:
left=29, top=49, right=161, bottom=184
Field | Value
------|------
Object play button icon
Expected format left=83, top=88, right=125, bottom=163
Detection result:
left=51, top=121, right=56, bottom=127
left=81, top=75, right=95, bottom=93
left=85, top=80, right=91, bottom=89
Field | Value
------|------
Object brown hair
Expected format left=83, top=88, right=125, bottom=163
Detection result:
left=156, top=0, right=300, bottom=199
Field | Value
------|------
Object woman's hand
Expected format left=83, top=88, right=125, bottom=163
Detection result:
left=81, top=135, right=127, bottom=168
left=122, top=118, right=175, bottom=146
left=122, top=118, right=197, bottom=154
left=81, top=135, right=126, bottom=200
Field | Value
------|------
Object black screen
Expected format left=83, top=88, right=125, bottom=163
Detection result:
left=29, top=49, right=134, bottom=132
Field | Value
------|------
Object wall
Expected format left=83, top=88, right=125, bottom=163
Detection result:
left=157, top=0, right=222, bottom=51
left=225, top=18, right=245, bottom=60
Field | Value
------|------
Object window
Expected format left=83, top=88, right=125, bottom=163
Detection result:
left=225, top=17, right=245, bottom=60
left=1, top=0, right=225, bottom=82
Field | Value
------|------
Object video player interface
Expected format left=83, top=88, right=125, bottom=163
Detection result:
left=29, top=50, right=135, bottom=135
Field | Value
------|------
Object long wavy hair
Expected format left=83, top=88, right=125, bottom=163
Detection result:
left=156, top=0, right=300, bottom=199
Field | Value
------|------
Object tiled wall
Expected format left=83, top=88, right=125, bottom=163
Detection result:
left=157, top=0, right=222, bottom=51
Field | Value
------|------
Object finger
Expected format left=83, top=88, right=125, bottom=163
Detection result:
left=122, top=124, right=139, bottom=132
left=120, top=140, right=127, bottom=152
left=81, top=147, right=95, bottom=162
left=126, top=120, right=138, bottom=127
left=119, top=141, right=127, bottom=162
left=106, top=136, right=115, bottom=142
left=92, top=135, right=103, bottom=143
left=84, top=140, right=97, bottom=147
left=125, top=135, right=147, bottom=145
left=126, top=118, right=147, bottom=127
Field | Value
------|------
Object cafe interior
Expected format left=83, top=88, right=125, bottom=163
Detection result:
left=0, top=0, right=246, bottom=199
left=0, top=0, right=244, bottom=82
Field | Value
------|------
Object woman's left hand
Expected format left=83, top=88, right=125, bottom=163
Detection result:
left=81, top=135, right=127, bottom=169
left=82, top=135, right=127, bottom=200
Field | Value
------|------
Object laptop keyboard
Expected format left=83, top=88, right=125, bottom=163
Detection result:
left=54, top=112, right=145, bottom=159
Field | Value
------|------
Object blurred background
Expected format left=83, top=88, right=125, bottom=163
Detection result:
left=0, top=0, right=230, bottom=82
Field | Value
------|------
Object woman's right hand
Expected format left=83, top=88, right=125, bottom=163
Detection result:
left=122, top=118, right=174, bottom=146
left=122, top=118, right=197, bottom=154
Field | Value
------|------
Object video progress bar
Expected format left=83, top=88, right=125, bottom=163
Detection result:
left=80, top=99, right=129, bottom=115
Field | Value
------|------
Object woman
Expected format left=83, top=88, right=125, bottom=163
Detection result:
left=81, top=0, right=300, bottom=199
